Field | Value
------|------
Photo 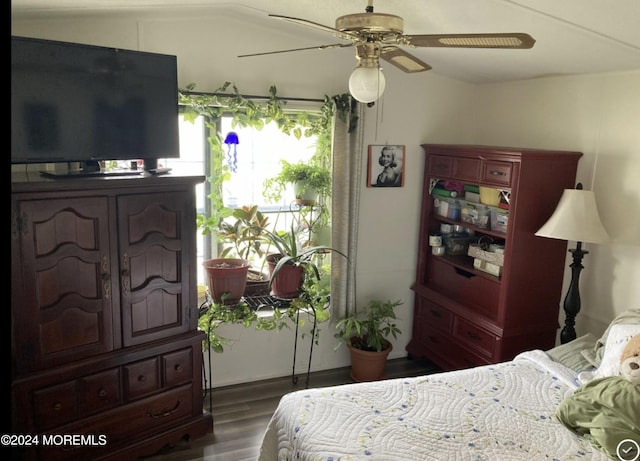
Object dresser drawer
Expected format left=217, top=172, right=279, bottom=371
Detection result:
left=419, top=299, right=452, bottom=334
left=452, top=157, right=480, bottom=182
left=124, top=357, right=160, bottom=400
left=428, top=155, right=452, bottom=177
left=481, top=161, right=512, bottom=186
left=163, top=348, right=193, bottom=387
left=81, top=368, right=121, bottom=415
left=429, top=155, right=481, bottom=182
left=419, top=326, right=489, bottom=370
left=426, top=258, right=500, bottom=320
left=40, top=384, right=195, bottom=461
left=453, top=317, right=497, bottom=358
left=33, top=381, right=77, bottom=431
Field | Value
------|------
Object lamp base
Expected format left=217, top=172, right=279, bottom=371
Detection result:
left=560, top=244, right=588, bottom=344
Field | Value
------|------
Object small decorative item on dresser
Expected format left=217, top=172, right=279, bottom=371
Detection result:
left=432, top=245, right=446, bottom=256
left=428, top=234, right=443, bottom=246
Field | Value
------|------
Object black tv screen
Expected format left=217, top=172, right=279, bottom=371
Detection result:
left=11, top=36, right=179, bottom=168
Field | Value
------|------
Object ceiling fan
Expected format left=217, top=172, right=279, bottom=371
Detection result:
left=239, top=0, right=536, bottom=103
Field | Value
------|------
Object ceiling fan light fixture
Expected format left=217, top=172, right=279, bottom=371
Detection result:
left=349, top=63, right=386, bottom=103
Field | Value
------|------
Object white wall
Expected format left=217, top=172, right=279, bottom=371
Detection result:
left=12, top=9, right=640, bottom=387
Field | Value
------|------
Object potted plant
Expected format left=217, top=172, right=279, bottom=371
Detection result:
left=264, top=223, right=347, bottom=299
left=263, top=160, right=332, bottom=205
left=334, top=299, right=403, bottom=382
left=202, top=258, right=251, bottom=305
left=217, top=205, right=271, bottom=296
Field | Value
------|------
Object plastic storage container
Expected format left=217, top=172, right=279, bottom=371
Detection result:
left=461, top=202, right=491, bottom=229
left=490, top=208, right=509, bottom=233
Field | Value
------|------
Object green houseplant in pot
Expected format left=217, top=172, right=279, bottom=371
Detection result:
left=263, top=160, right=332, bottom=206
left=264, top=224, right=347, bottom=299
left=334, top=299, right=403, bottom=382
left=217, top=205, right=271, bottom=296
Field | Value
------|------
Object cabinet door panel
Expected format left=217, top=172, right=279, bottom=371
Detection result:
left=118, top=192, right=194, bottom=346
left=13, top=197, right=115, bottom=374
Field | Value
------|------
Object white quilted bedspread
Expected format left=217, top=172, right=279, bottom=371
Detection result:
left=258, top=351, right=610, bottom=461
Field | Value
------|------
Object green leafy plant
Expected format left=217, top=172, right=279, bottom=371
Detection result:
left=334, top=299, right=403, bottom=352
left=263, top=223, right=347, bottom=289
left=198, top=276, right=331, bottom=353
left=180, top=83, right=355, bottom=239
left=263, top=160, right=332, bottom=203
left=217, top=204, right=270, bottom=265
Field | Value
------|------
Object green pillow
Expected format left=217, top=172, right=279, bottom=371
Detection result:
left=555, top=377, right=640, bottom=458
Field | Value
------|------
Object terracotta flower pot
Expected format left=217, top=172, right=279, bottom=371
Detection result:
left=347, top=340, right=392, bottom=382
left=243, top=269, right=270, bottom=297
left=203, top=258, right=250, bottom=305
left=266, top=253, right=304, bottom=299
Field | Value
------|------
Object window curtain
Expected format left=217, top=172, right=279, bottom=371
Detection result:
left=330, top=100, right=365, bottom=320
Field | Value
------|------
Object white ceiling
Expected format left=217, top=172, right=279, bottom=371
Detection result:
left=11, top=0, right=640, bottom=84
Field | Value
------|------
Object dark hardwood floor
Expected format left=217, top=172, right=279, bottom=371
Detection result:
left=140, top=357, right=440, bottom=461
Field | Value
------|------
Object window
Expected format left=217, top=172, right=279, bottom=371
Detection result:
left=169, top=111, right=327, bottom=286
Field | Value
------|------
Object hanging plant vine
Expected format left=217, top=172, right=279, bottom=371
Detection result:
left=179, top=82, right=357, bottom=237
left=179, top=82, right=357, bottom=353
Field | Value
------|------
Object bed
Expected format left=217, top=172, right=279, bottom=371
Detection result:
left=258, top=310, right=640, bottom=460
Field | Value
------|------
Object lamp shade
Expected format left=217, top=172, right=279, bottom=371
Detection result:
left=349, top=65, right=385, bottom=103
left=535, top=188, right=610, bottom=244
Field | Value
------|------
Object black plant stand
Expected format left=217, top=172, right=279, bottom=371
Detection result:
left=201, top=294, right=318, bottom=404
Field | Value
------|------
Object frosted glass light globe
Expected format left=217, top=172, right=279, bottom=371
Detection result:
left=349, top=66, right=386, bottom=103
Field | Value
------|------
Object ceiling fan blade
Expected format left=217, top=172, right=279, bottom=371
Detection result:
left=238, top=43, right=353, bottom=58
left=406, top=33, right=535, bottom=49
left=380, top=46, right=431, bottom=73
left=268, top=14, right=360, bottom=41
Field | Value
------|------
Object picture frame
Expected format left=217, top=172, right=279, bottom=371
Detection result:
left=367, top=145, right=405, bottom=188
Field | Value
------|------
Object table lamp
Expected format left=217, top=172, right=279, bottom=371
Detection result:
left=535, top=183, right=609, bottom=343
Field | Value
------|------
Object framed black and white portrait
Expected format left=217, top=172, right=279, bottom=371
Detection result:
left=367, top=144, right=405, bottom=188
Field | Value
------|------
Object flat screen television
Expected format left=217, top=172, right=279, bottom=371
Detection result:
left=11, top=36, right=180, bottom=175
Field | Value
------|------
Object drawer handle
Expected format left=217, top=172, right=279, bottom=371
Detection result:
left=454, top=267, right=476, bottom=279
left=429, top=309, right=442, bottom=318
left=53, top=402, right=62, bottom=411
left=488, top=170, right=506, bottom=176
left=466, top=331, right=481, bottom=342
left=428, top=335, right=440, bottom=344
left=147, top=400, right=181, bottom=419
left=174, top=364, right=182, bottom=373
left=138, top=375, right=147, bottom=382
left=98, top=389, right=107, bottom=398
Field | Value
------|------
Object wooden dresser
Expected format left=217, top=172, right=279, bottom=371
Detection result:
left=11, top=172, right=212, bottom=460
left=408, top=145, right=582, bottom=371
